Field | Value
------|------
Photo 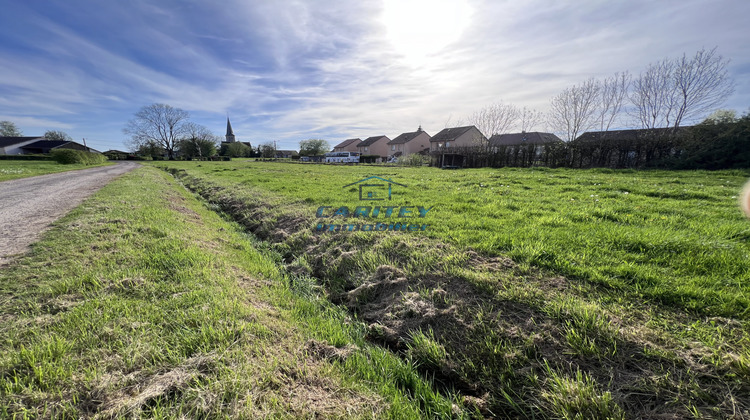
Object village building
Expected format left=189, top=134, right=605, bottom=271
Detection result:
left=387, top=127, right=430, bottom=160
left=332, top=138, right=362, bottom=153
left=357, top=135, right=390, bottom=162
left=429, top=126, right=486, bottom=151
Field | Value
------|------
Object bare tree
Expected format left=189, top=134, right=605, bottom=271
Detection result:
left=519, top=106, right=544, bottom=132
left=597, top=72, right=630, bottom=131
left=630, top=47, right=734, bottom=129
left=548, top=78, right=600, bottom=141
left=124, top=104, right=191, bottom=159
left=630, top=58, right=679, bottom=129
left=466, top=102, right=520, bottom=138
left=672, top=47, right=734, bottom=128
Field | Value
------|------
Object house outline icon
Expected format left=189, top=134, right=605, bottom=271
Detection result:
left=342, top=176, right=407, bottom=201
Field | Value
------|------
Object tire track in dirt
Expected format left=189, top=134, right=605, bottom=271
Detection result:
left=0, top=162, right=139, bottom=264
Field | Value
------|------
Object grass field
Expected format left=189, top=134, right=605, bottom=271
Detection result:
left=0, top=166, right=460, bottom=418
left=0, top=160, right=112, bottom=182
left=154, top=160, right=750, bottom=418
left=2, top=161, right=749, bottom=418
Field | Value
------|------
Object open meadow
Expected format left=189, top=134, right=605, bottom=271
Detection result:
left=152, top=161, right=750, bottom=418
left=2, top=161, right=749, bottom=419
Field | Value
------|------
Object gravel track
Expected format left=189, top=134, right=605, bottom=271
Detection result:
left=0, top=162, right=139, bottom=264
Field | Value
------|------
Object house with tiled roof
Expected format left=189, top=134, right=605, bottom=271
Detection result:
left=387, top=127, right=430, bottom=160
left=429, top=126, right=486, bottom=152
left=332, top=138, right=361, bottom=152
left=357, top=135, right=390, bottom=161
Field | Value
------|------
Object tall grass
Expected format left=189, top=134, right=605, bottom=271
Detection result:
left=152, top=161, right=750, bottom=418
left=0, top=166, right=461, bottom=418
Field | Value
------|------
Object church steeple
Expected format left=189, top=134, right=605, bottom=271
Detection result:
left=225, top=117, right=236, bottom=143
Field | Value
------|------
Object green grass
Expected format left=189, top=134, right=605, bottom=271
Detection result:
left=0, top=160, right=113, bottom=182
left=158, top=161, right=750, bottom=319
left=151, top=160, right=750, bottom=418
left=0, top=166, right=462, bottom=418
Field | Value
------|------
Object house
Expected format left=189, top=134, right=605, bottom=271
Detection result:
left=275, top=150, right=299, bottom=159
left=489, top=131, right=562, bottom=148
left=357, top=135, right=390, bottom=162
left=21, top=140, right=98, bottom=154
left=0, top=137, right=98, bottom=155
left=572, top=127, right=688, bottom=168
left=388, top=127, right=430, bottom=160
left=429, top=126, right=486, bottom=151
left=332, top=138, right=362, bottom=153
left=487, top=131, right=564, bottom=167
left=0, top=137, right=46, bottom=155
left=489, top=131, right=563, bottom=155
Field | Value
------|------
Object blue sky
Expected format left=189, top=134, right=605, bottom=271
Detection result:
left=0, top=0, right=748, bottom=152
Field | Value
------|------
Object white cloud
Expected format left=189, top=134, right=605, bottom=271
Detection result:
left=0, top=0, right=748, bottom=151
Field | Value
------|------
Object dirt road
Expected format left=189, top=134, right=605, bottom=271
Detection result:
left=0, top=162, right=139, bottom=264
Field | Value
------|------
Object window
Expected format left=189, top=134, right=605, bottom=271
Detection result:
left=445, top=142, right=450, bottom=148
left=391, top=145, right=395, bottom=151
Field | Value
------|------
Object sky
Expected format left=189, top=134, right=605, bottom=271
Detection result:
left=0, top=0, right=748, bottom=152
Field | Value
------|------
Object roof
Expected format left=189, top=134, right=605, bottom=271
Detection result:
left=275, top=150, right=298, bottom=155
left=0, top=136, right=44, bottom=147
left=388, top=129, right=429, bottom=145
left=21, top=140, right=72, bottom=150
left=430, top=126, right=478, bottom=143
left=359, top=135, right=390, bottom=146
left=574, top=127, right=689, bottom=143
left=333, top=138, right=361, bottom=149
left=226, top=118, right=234, bottom=136
left=489, top=132, right=563, bottom=146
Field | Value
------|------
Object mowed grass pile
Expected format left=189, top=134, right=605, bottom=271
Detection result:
left=0, top=159, right=111, bottom=182
left=0, top=166, right=461, bottom=418
left=157, top=160, right=750, bottom=418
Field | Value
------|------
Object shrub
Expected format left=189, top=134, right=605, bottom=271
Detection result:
left=396, top=153, right=430, bottom=166
left=50, top=149, right=109, bottom=165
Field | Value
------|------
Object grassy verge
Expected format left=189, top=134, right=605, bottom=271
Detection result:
left=0, top=160, right=113, bottom=182
left=0, top=166, right=461, bottom=418
left=154, top=161, right=750, bottom=418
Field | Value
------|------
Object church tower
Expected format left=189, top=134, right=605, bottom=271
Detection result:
left=225, top=117, right=236, bottom=143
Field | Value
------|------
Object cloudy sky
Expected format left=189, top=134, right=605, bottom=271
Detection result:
left=0, top=0, right=748, bottom=152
